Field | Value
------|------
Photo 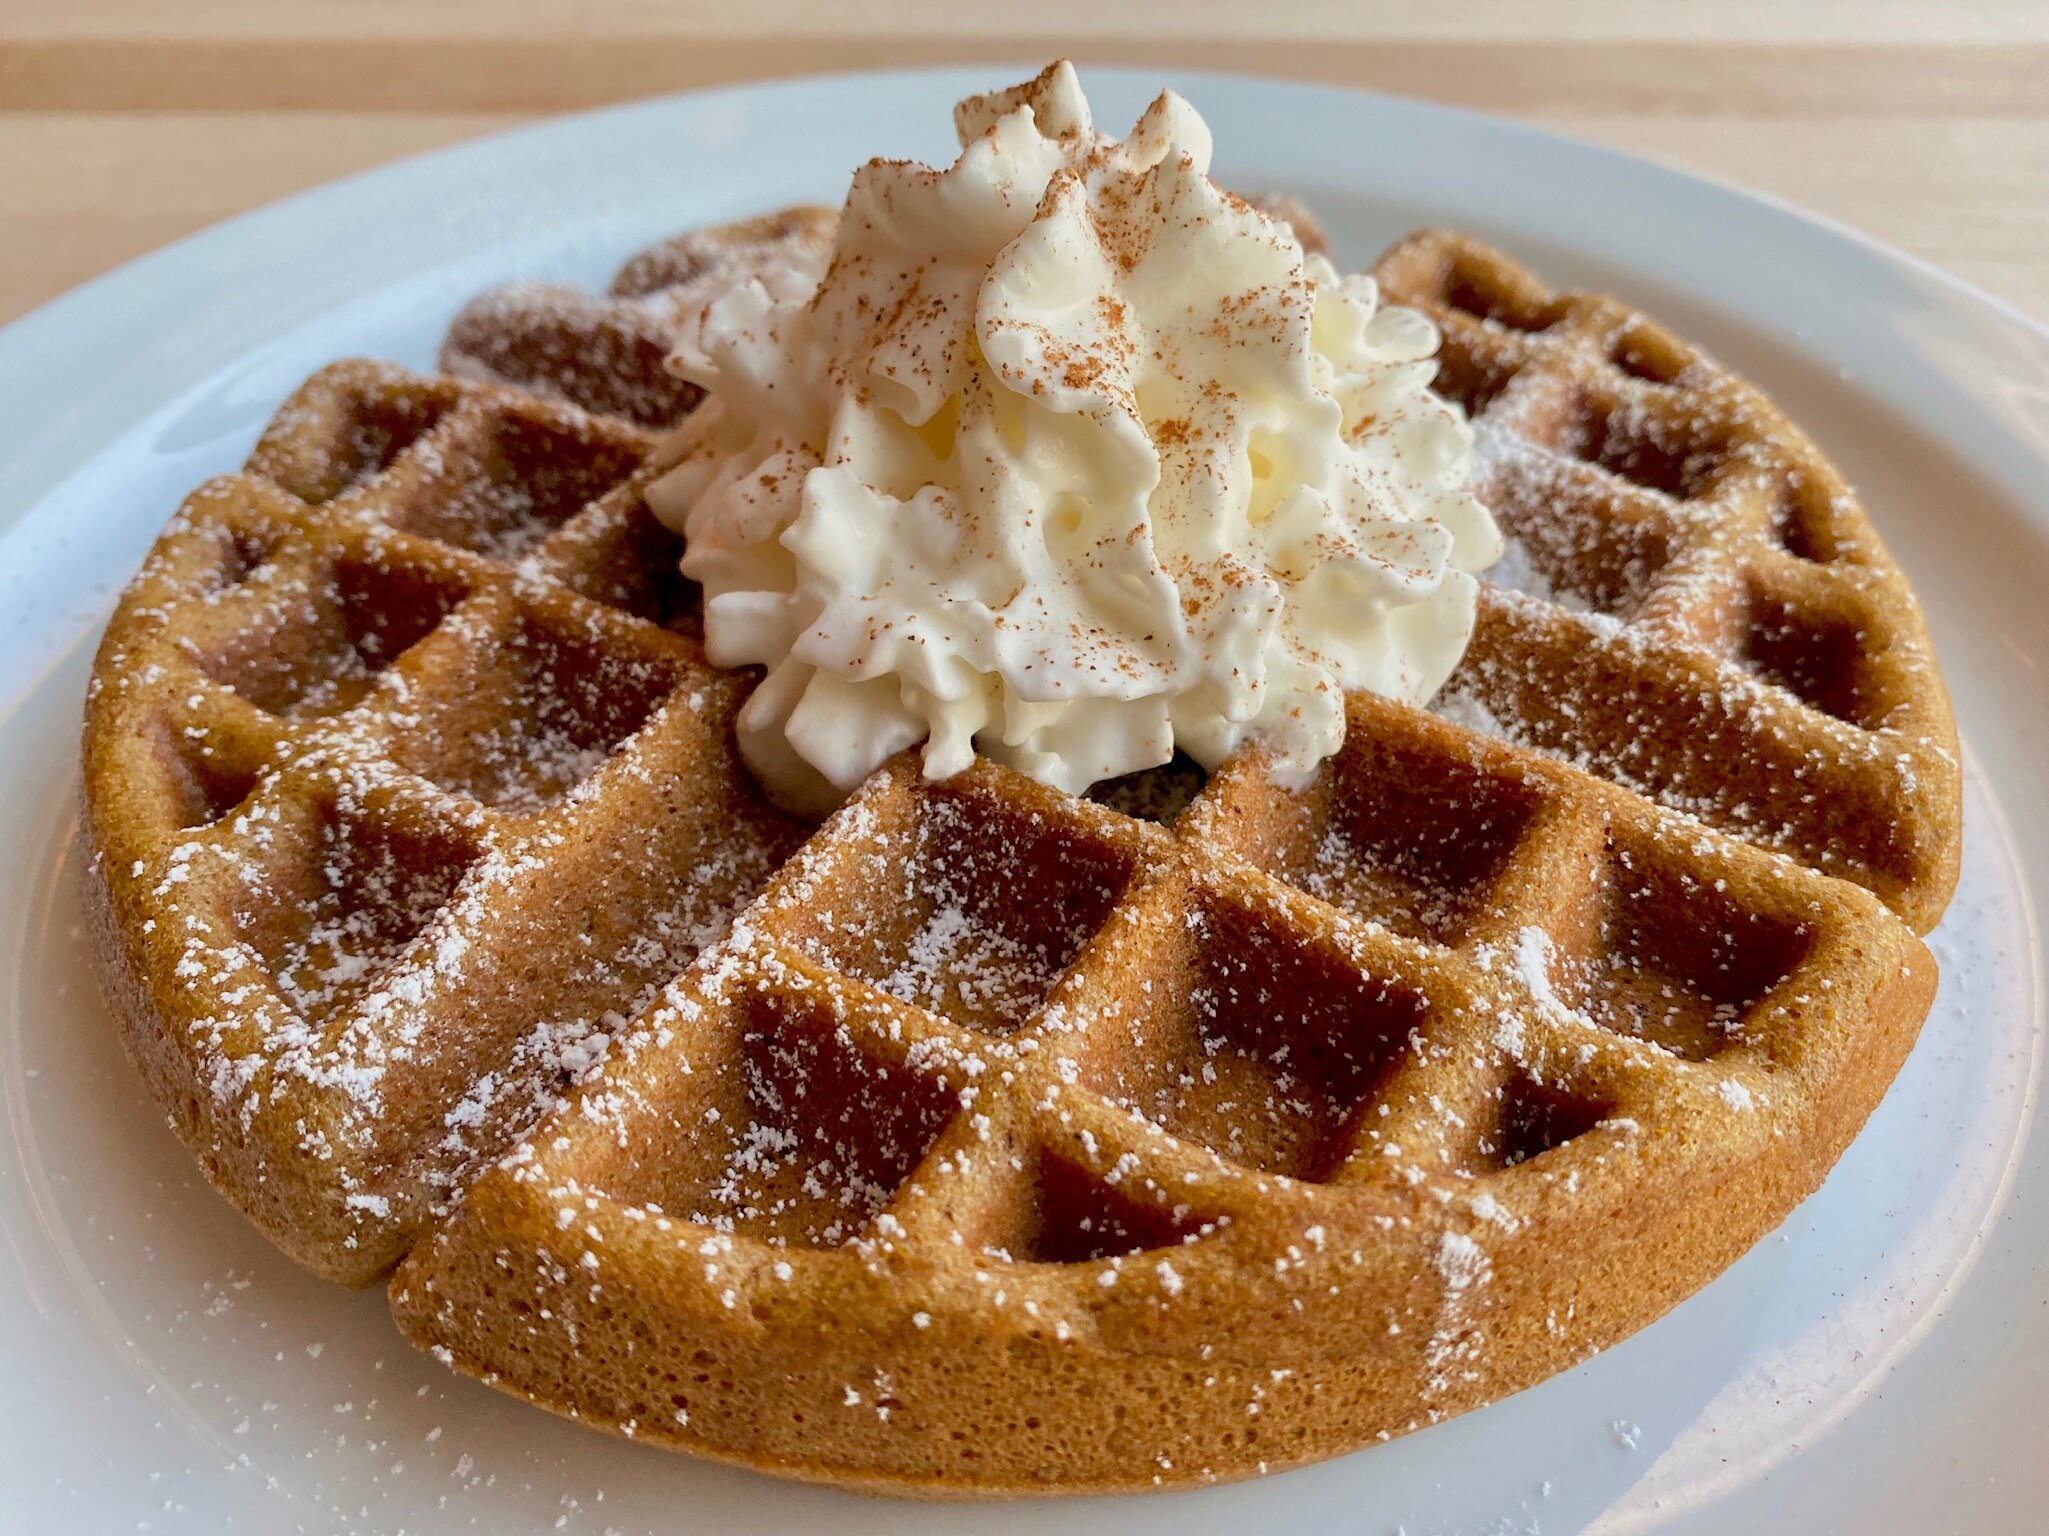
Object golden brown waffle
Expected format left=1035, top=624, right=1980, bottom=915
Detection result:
left=82, top=226, right=1959, bottom=1496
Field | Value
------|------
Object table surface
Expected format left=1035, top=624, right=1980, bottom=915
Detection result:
left=4, top=0, right=2048, bottom=330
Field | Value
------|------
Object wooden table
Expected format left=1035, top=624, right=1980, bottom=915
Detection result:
left=5, top=1, right=2048, bottom=328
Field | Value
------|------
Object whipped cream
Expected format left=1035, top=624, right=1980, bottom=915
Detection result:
left=646, top=61, right=1500, bottom=813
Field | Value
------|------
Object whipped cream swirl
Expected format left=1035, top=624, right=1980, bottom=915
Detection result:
left=646, top=61, right=1500, bottom=813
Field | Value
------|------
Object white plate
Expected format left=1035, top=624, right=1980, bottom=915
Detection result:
left=1, top=66, right=2045, bottom=1536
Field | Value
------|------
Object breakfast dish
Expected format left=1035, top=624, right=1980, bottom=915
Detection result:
left=80, top=62, right=1960, bottom=1497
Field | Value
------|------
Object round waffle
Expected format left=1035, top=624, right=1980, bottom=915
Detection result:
left=82, top=216, right=1960, bottom=1495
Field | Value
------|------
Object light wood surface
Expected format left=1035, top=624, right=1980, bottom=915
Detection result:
left=4, top=2, right=2047, bottom=327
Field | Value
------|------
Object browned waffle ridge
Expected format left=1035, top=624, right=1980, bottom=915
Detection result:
left=81, top=220, right=1958, bottom=1496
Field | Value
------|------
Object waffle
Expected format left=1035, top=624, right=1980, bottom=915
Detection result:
left=81, top=223, right=1959, bottom=1496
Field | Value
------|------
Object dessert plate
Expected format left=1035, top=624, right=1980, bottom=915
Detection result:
left=0, top=66, right=2044, bottom=1535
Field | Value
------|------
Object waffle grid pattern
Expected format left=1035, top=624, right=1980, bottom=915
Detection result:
left=388, top=680, right=1926, bottom=1491
left=81, top=223, right=1959, bottom=1494
left=84, top=361, right=807, bottom=1278
left=1374, top=231, right=1958, bottom=930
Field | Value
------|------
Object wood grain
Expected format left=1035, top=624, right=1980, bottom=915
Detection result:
left=3, top=2, right=2045, bottom=326
left=8, top=40, right=2048, bottom=116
